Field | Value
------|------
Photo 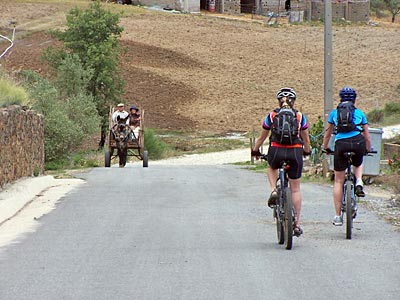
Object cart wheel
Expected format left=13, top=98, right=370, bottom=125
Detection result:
left=105, top=150, right=111, bottom=167
left=143, top=150, right=148, bottom=168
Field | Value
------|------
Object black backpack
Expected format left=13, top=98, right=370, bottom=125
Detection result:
left=271, top=108, right=300, bottom=145
left=336, top=101, right=359, bottom=133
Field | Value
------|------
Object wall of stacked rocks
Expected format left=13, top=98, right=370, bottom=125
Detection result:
left=0, top=106, right=45, bottom=189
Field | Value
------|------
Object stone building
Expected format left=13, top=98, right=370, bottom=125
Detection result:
left=127, top=0, right=370, bottom=23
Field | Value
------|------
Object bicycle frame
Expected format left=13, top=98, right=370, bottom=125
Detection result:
left=326, top=149, right=377, bottom=239
left=277, top=161, right=295, bottom=249
left=342, top=153, right=356, bottom=239
left=261, top=154, right=294, bottom=250
left=277, top=162, right=290, bottom=206
left=342, top=158, right=356, bottom=212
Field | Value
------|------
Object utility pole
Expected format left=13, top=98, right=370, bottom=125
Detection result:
left=324, top=0, right=333, bottom=126
left=322, top=0, right=334, bottom=176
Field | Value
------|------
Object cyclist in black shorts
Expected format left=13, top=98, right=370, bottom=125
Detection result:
left=252, top=88, right=311, bottom=235
left=322, top=87, right=371, bottom=226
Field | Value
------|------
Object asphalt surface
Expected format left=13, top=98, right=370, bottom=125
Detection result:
left=0, top=163, right=399, bottom=300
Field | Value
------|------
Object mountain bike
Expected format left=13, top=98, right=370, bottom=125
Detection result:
left=325, top=149, right=377, bottom=239
left=261, top=154, right=296, bottom=250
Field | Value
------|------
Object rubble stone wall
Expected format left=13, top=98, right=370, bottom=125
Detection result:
left=383, top=143, right=400, bottom=160
left=0, top=106, right=45, bottom=189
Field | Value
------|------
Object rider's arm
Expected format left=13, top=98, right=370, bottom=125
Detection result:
left=252, top=114, right=272, bottom=155
left=299, top=113, right=311, bottom=153
left=322, top=123, right=334, bottom=150
left=253, top=128, right=269, bottom=152
left=362, top=123, right=371, bottom=152
left=301, top=128, right=311, bottom=153
left=111, top=111, right=117, bottom=123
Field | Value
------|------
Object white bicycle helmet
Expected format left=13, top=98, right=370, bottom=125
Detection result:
left=276, top=87, right=296, bottom=107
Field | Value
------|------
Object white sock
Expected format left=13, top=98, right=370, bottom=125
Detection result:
left=356, top=178, right=363, bottom=186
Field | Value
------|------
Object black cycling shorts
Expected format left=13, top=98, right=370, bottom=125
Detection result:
left=267, top=146, right=303, bottom=179
left=334, top=134, right=366, bottom=171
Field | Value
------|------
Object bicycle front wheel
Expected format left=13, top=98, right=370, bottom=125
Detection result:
left=345, top=180, right=353, bottom=240
left=284, top=187, right=293, bottom=250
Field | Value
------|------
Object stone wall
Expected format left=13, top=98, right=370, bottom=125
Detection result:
left=311, top=0, right=369, bottom=23
left=131, top=0, right=200, bottom=12
left=383, top=143, right=400, bottom=160
left=0, top=106, right=45, bottom=189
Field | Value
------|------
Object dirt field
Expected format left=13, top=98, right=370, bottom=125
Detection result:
left=1, top=1, right=400, bottom=134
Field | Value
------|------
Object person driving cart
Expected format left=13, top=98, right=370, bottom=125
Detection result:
left=111, top=103, right=129, bottom=126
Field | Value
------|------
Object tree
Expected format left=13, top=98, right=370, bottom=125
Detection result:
left=21, top=65, right=100, bottom=163
left=384, top=0, right=400, bottom=22
left=370, top=0, right=387, bottom=14
left=45, top=0, right=125, bottom=148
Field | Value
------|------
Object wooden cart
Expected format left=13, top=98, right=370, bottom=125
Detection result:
left=104, top=107, right=148, bottom=168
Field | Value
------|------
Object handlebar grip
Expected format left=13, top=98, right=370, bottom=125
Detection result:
left=322, top=148, right=334, bottom=155
left=367, top=150, right=378, bottom=154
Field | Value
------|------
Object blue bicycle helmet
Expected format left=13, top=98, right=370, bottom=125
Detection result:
left=339, top=86, right=357, bottom=102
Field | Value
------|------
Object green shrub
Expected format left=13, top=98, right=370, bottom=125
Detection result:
left=45, top=159, right=69, bottom=171
left=384, top=102, right=400, bottom=116
left=309, top=116, right=324, bottom=149
left=388, top=155, right=400, bottom=175
left=0, top=77, right=29, bottom=107
left=72, top=152, right=100, bottom=168
left=309, top=116, right=324, bottom=164
left=144, top=128, right=169, bottom=159
left=367, top=108, right=384, bottom=124
left=33, top=167, right=40, bottom=177
left=21, top=70, right=99, bottom=162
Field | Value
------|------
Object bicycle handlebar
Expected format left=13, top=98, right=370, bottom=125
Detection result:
left=322, top=148, right=378, bottom=155
left=366, top=150, right=378, bottom=156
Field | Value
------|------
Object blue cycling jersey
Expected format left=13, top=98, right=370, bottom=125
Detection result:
left=328, top=107, right=368, bottom=141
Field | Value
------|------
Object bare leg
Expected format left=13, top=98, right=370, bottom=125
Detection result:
left=333, top=171, right=346, bottom=215
left=353, top=164, right=363, bottom=183
left=289, top=178, right=302, bottom=224
left=267, top=167, right=279, bottom=191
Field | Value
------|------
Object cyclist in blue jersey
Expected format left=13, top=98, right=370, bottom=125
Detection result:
left=322, top=87, right=371, bottom=226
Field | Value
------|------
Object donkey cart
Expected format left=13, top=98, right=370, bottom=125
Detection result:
left=104, top=108, right=148, bottom=168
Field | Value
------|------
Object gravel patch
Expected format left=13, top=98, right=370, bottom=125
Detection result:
left=148, top=148, right=251, bottom=165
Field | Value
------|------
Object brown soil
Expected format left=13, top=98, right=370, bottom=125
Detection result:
left=1, top=2, right=400, bottom=134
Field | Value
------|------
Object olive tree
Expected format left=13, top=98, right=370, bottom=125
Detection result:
left=384, top=0, right=400, bottom=22
left=44, top=0, right=125, bottom=148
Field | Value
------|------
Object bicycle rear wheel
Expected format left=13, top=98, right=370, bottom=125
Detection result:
left=283, top=187, right=293, bottom=250
left=345, top=180, right=353, bottom=239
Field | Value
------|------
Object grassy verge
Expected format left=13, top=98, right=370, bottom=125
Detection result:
left=155, top=129, right=249, bottom=157
left=44, top=129, right=251, bottom=172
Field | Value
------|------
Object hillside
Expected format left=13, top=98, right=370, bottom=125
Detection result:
left=1, top=1, right=400, bottom=134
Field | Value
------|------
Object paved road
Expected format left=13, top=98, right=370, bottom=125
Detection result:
left=0, top=164, right=399, bottom=300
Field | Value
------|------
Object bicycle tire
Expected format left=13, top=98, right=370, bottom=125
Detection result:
left=284, top=187, right=293, bottom=250
left=276, top=204, right=284, bottom=245
left=345, top=180, right=353, bottom=239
